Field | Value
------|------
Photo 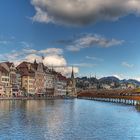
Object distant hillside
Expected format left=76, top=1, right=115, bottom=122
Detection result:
left=99, top=76, right=120, bottom=84
left=76, top=76, right=140, bottom=87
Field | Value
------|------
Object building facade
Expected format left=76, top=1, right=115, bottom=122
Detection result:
left=44, top=66, right=54, bottom=96
left=0, top=62, right=17, bottom=97
left=34, top=62, right=46, bottom=96
left=0, top=60, right=75, bottom=97
left=17, top=62, right=36, bottom=96
left=54, top=72, right=67, bottom=96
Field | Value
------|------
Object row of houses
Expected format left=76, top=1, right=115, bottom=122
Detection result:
left=0, top=61, right=76, bottom=97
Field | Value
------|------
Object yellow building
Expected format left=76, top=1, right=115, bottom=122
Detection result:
left=17, top=61, right=46, bottom=96
left=21, top=76, right=35, bottom=95
left=17, top=62, right=36, bottom=96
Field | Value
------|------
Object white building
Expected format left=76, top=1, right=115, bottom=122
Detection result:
left=54, top=72, right=67, bottom=96
left=101, top=84, right=111, bottom=89
left=0, top=64, right=11, bottom=97
left=44, top=66, right=55, bottom=96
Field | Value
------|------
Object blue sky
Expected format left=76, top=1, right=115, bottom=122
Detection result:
left=0, top=0, right=140, bottom=80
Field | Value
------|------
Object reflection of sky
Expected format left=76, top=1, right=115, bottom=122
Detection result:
left=0, top=100, right=140, bottom=139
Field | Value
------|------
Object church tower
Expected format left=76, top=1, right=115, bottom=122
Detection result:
left=71, top=67, right=77, bottom=97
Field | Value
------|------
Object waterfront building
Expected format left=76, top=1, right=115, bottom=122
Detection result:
left=0, top=62, right=18, bottom=97
left=0, top=66, right=5, bottom=96
left=44, top=66, right=55, bottom=96
left=13, top=72, right=22, bottom=96
left=17, top=62, right=36, bottom=96
left=54, top=72, right=67, bottom=96
left=7, top=62, right=19, bottom=96
left=0, top=60, right=73, bottom=97
left=34, top=61, right=46, bottom=96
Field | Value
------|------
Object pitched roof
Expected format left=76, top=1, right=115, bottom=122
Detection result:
left=5, top=62, right=13, bottom=68
left=0, top=65, right=9, bottom=73
left=17, top=62, right=35, bottom=77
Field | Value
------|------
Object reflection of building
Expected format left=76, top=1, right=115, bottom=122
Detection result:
left=67, top=67, right=77, bottom=97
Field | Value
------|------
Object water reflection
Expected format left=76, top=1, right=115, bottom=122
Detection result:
left=0, top=99, right=140, bottom=140
left=135, top=105, right=140, bottom=112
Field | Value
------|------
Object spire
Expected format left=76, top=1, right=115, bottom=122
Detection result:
left=95, top=73, right=97, bottom=79
left=51, top=65, right=54, bottom=72
left=42, top=56, right=44, bottom=64
left=71, top=66, right=74, bottom=79
left=34, top=59, right=37, bottom=65
left=42, top=55, right=45, bottom=61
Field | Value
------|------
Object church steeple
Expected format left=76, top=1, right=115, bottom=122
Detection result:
left=34, top=59, right=37, bottom=65
left=71, top=66, right=74, bottom=79
left=70, top=66, right=77, bottom=97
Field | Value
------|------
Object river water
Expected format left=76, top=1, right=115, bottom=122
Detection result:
left=0, top=99, right=140, bottom=140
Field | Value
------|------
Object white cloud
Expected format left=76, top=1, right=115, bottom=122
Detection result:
left=113, top=74, right=125, bottom=80
left=31, top=0, right=140, bottom=26
left=23, top=49, right=38, bottom=54
left=25, top=54, right=42, bottom=63
left=39, top=48, right=63, bottom=55
left=72, top=63, right=96, bottom=67
left=134, top=77, right=140, bottom=82
left=86, top=56, right=104, bottom=61
left=20, top=41, right=33, bottom=48
left=0, top=35, right=15, bottom=45
left=26, top=54, right=79, bottom=75
left=54, top=66, right=79, bottom=75
left=122, top=61, right=134, bottom=68
left=0, top=48, right=79, bottom=75
left=43, top=55, right=67, bottom=66
left=66, top=34, right=124, bottom=51
left=0, top=40, right=9, bottom=45
left=22, top=48, right=63, bottom=55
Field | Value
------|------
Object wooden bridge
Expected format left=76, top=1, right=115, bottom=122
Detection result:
left=77, top=89, right=140, bottom=105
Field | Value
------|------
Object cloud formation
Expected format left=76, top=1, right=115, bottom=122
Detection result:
left=86, top=56, right=104, bottom=61
left=23, top=48, right=63, bottom=55
left=31, top=0, right=140, bottom=26
left=60, top=34, right=124, bottom=51
left=0, top=47, right=79, bottom=75
left=122, top=61, right=134, bottom=68
left=72, top=63, right=96, bottom=67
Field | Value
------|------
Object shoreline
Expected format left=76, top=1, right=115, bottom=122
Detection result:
left=0, top=96, right=76, bottom=101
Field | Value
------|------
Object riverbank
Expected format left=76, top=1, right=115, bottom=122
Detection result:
left=0, top=96, right=76, bottom=100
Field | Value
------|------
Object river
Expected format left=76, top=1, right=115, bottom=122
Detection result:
left=0, top=99, right=140, bottom=140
